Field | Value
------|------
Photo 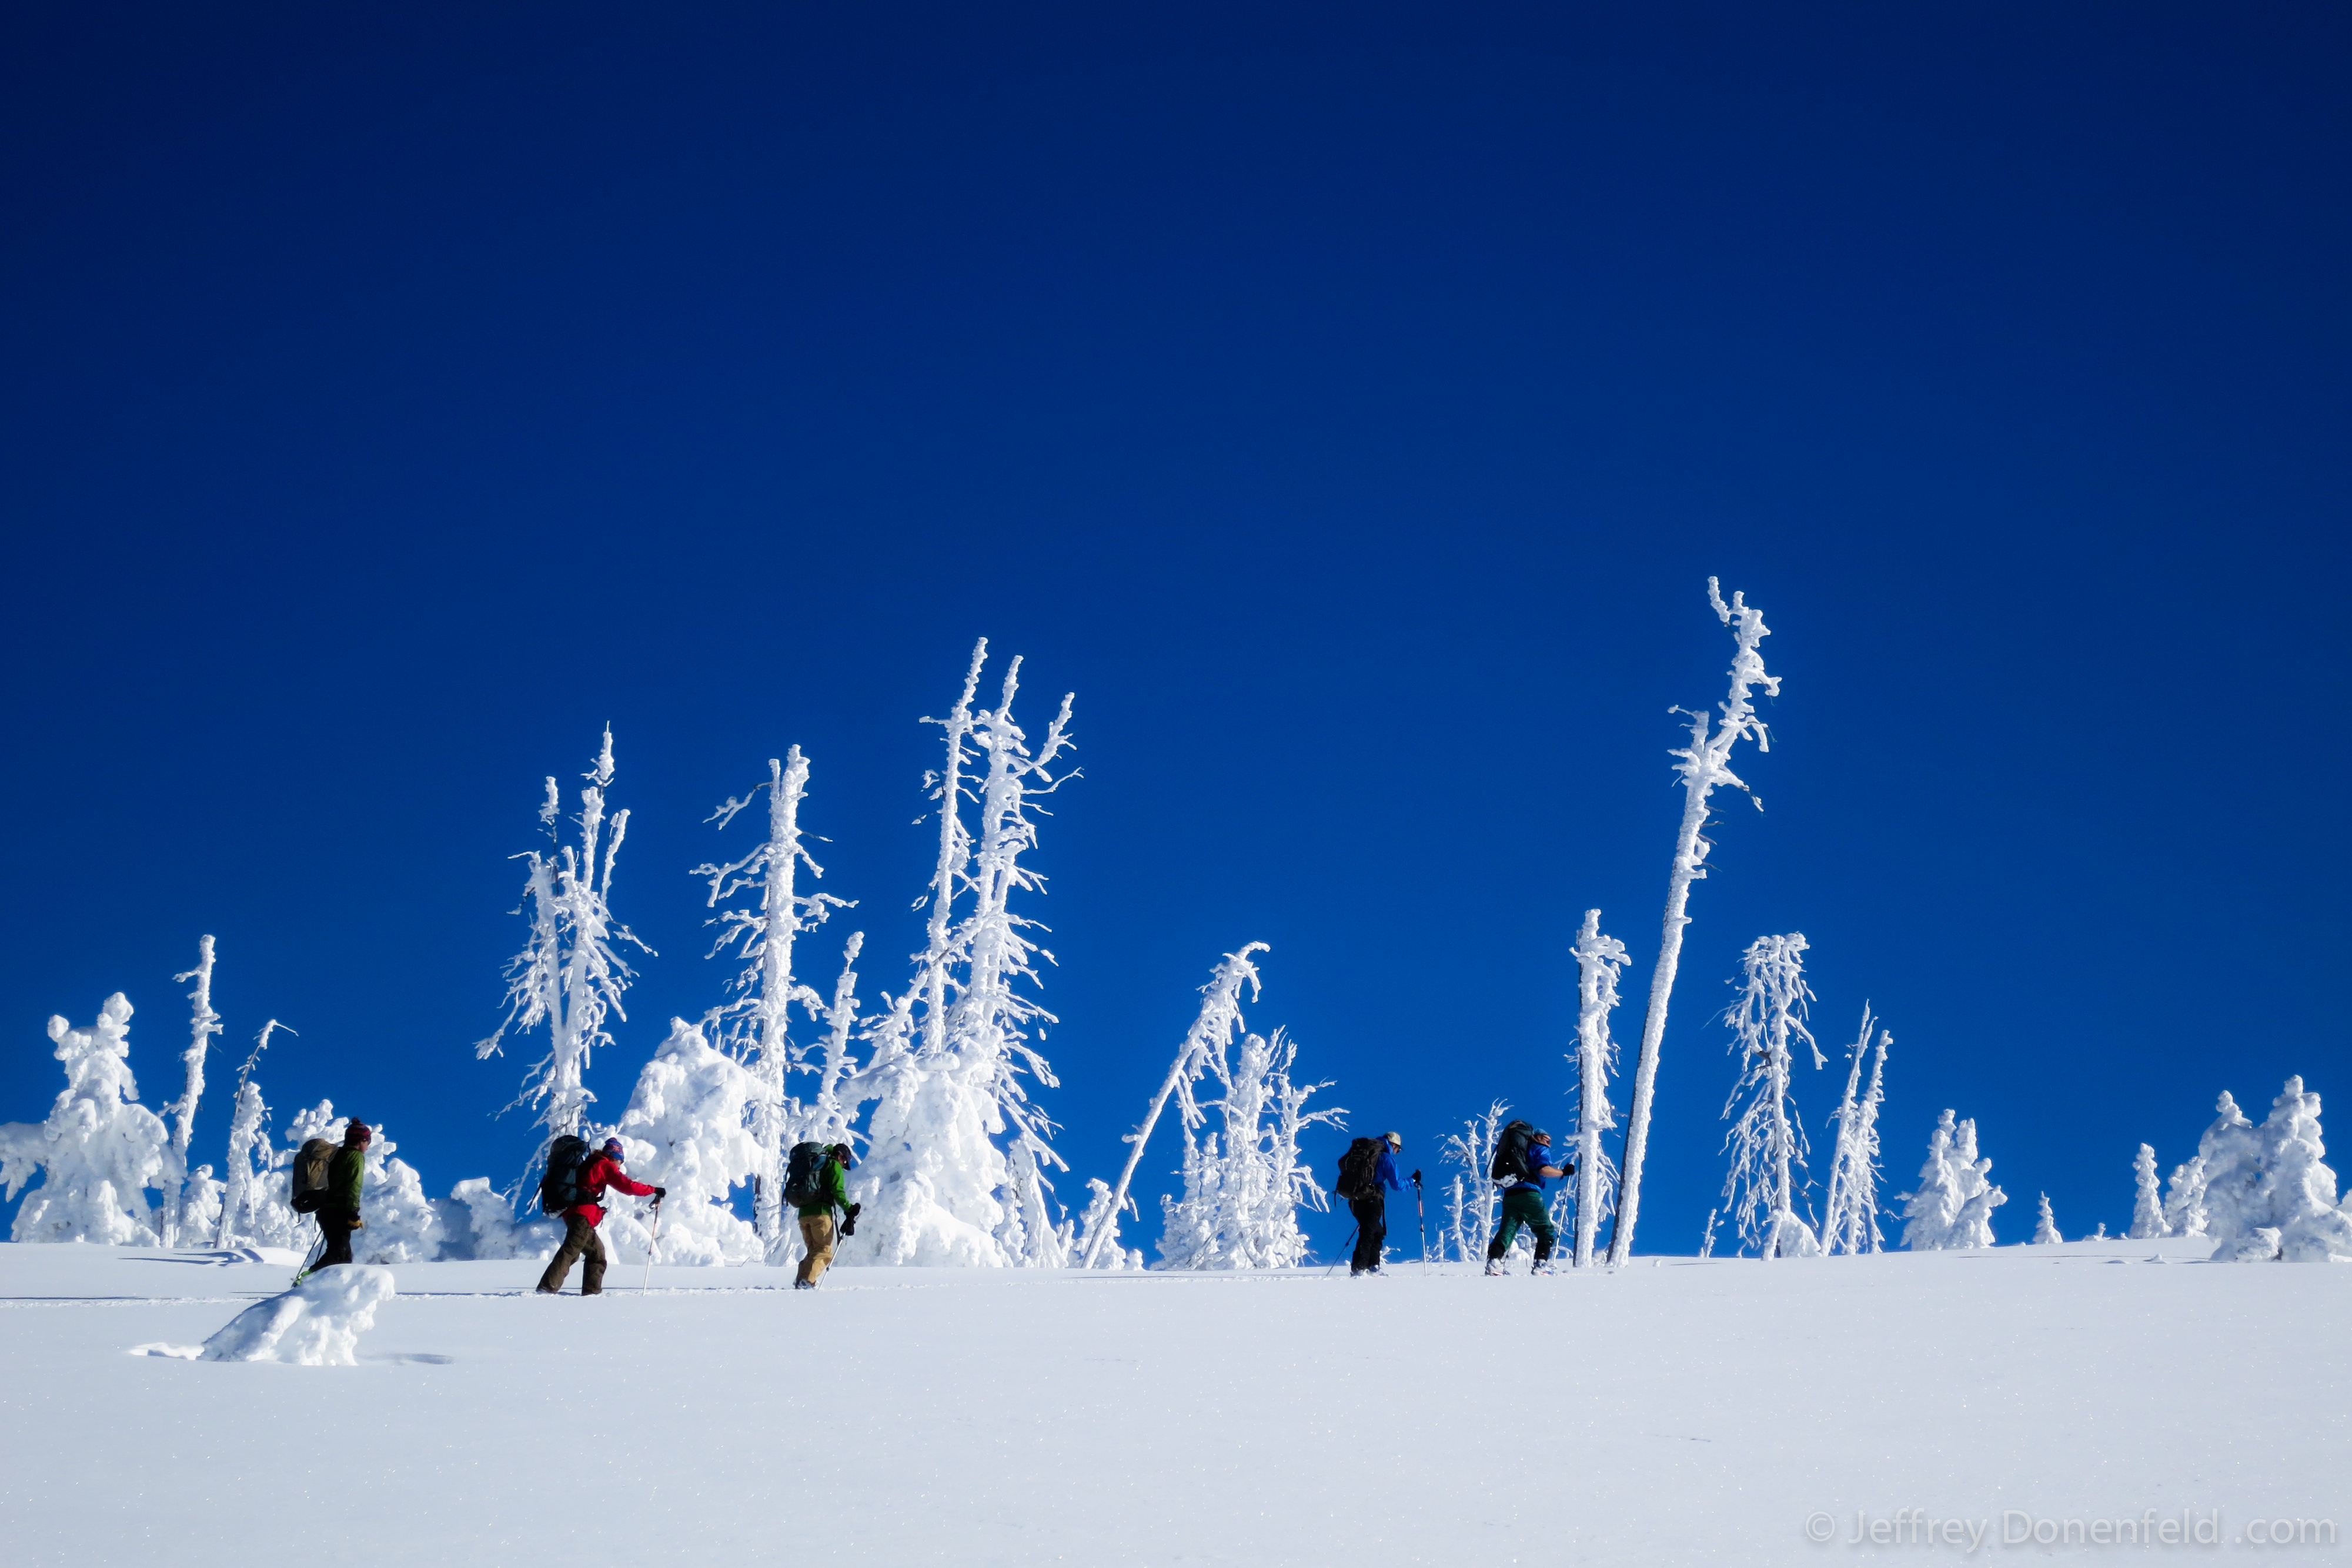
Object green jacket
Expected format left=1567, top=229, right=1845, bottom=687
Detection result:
left=795, top=1156, right=850, bottom=1220
left=328, top=1146, right=366, bottom=1222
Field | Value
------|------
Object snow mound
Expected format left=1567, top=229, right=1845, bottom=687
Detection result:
left=191, top=1265, right=395, bottom=1365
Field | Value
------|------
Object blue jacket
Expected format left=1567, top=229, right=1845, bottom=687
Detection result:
left=1375, top=1148, right=1402, bottom=1193
left=1516, top=1144, right=1566, bottom=1194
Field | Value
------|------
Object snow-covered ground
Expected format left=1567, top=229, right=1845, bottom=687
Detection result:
left=2, top=1238, right=2343, bottom=1566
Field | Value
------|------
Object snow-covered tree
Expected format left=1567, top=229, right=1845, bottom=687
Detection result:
left=475, top=727, right=652, bottom=1166
left=1612, top=580, right=1782, bottom=1265
left=1820, top=1008, right=1892, bottom=1255
left=1570, top=911, right=1628, bottom=1268
left=2030, top=1192, right=2061, bottom=1244
left=696, top=745, right=853, bottom=1256
left=2161, top=1154, right=2209, bottom=1239
left=1442, top=1101, right=1512, bottom=1262
left=2129, top=1143, right=2165, bottom=1240
left=1081, top=944, right=1267, bottom=1268
left=161, top=936, right=223, bottom=1248
left=851, top=642, right=1080, bottom=1267
left=212, top=1020, right=292, bottom=1249
left=597, top=1018, right=764, bottom=1267
left=1718, top=933, right=1824, bottom=1259
left=1157, top=1027, right=1344, bottom=1269
left=1900, top=1110, right=2007, bottom=1251
left=0, top=995, right=170, bottom=1245
left=2201, top=1078, right=2352, bottom=1262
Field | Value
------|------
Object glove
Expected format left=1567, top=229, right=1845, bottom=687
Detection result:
left=1562, top=1162, right=1577, bottom=1176
left=839, top=1212, right=857, bottom=1238
left=653, top=1186, right=667, bottom=1202
left=846, top=1202, right=861, bottom=1218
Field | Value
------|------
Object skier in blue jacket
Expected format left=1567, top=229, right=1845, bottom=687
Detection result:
left=1350, top=1131, right=1405, bottom=1276
left=1485, top=1129, right=1571, bottom=1275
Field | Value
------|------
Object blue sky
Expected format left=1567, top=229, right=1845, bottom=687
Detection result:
left=4, top=5, right=2346, bottom=1259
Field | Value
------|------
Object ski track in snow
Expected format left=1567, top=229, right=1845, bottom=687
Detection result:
left=2, top=1239, right=2345, bottom=1567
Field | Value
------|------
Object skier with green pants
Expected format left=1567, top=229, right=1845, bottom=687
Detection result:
left=1485, top=1128, right=1572, bottom=1276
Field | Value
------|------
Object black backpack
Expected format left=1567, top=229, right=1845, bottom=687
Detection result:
left=781, top=1141, right=833, bottom=1208
left=1335, top=1136, right=1382, bottom=1201
left=538, top=1134, right=592, bottom=1215
left=1489, top=1119, right=1537, bottom=1186
left=288, top=1138, right=336, bottom=1213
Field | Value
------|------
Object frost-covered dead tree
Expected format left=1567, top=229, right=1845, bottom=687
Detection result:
left=1082, top=944, right=1267, bottom=1268
left=696, top=745, right=852, bottom=1256
left=1821, top=1009, right=1892, bottom=1255
left=0, top=995, right=170, bottom=1245
left=1571, top=912, right=1629, bottom=1268
left=1446, top=1173, right=1472, bottom=1262
left=211, top=1020, right=290, bottom=1248
left=2129, top=1144, right=2166, bottom=1240
left=1718, top=934, right=1824, bottom=1259
left=2031, top=1192, right=2062, bottom=1244
left=1442, top=1101, right=1511, bottom=1260
left=161, top=936, right=224, bottom=1247
left=1157, top=1027, right=1344, bottom=1269
left=803, top=933, right=866, bottom=1150
left=853, top=643, right=1080, bottom=1267
left=476, top=728, right=652, bottom=1172
left=1611, top=580, right=1782, bottom=1266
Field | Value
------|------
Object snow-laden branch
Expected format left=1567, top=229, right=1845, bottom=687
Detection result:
left=1611, top=579, right=1781, bottom=1265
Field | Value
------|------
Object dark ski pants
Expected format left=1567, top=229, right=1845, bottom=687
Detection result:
left=1487, top=1186, right=1558, bottom=1265
left=537, top=1213, right=608, bottom=1295
left=313, top=1213, right=356, bottom=1269
left=1349, top=1195, right=1388, bottom=1272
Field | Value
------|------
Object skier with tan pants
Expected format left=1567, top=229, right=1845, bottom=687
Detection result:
left=789, top=1141, right=860, bottom=1289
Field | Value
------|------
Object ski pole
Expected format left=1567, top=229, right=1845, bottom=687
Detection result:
left=640, top=1198, right=662, bottom=1293
left=1324, top=1224, right=1359, bottom=1278
left=1411, top=1169, right=1429, bottom=1276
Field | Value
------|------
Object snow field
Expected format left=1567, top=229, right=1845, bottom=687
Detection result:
left=3, top=1238, right=2344, bottom=1567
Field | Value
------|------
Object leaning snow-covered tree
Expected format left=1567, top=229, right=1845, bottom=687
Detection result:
left=2129, top=1143, right=2166, bottom=1240
left=0, top=995, right=171, bottom=1245
left=1569, top=911, right=1629, bottom=1268
left=1158, top=1026, right=1344, bottom=1269
left=1900, top=1110, right=2007, bottom=1251
left=2030, top=1192, right=2062, bottom=1245
left=475, top=727, right=652, bottom=1178
left=694, top=745, right=853, bottom=1256
left=1819, top=1007, right=1892, bottom=1255
left=1081, top=943, right=1267, bottom=1268
left=1718, top=933, right=1825, bottom=1259
left=212, top=1020, right=293, bottom=1249
left=848, top=642, right=1080, bottom=1267
left=159, top=936, right=223, bottom=1248
left=1612, top=580, right=1783, bottom=1265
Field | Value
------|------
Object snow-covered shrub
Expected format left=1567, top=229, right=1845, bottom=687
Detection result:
left=2030, top=1193, right=2061, bottom=1245
left=2129, top=1144, right=2165, bottom=1240
left=1569, top=911, right=1628, bottom=1268
left=1082, top=944, right=1267, bottom=1268
left=1158, top=1028, right=1343, bottom=1270
left=196, top=1265, right=395, bottom=1365
left=446, top=1177, right=556, bottom=1260
left=2201, top=1078, right=2352, bottom=1263
left=1614, top=579, right=1782, bottom=1266
left=599, top=1018, right=763, bottom=1267
left=1821, top=1009, right=1892, bottom=1255
left=0, top=995, right=170, bottom=1245
left=1718, top=934, right=1823, bottom=1259
left=1900, top=1111, right=2007, bottom=1250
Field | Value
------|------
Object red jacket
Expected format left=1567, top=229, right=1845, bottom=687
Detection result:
left=571, top=1154, right=657, bottom=1226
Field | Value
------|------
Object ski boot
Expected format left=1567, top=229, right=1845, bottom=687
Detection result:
left=1482, top=1258, right=1506, bottom=1276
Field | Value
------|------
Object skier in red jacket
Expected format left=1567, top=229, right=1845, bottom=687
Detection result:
left=536, top=1137, right=663, bottom=1296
